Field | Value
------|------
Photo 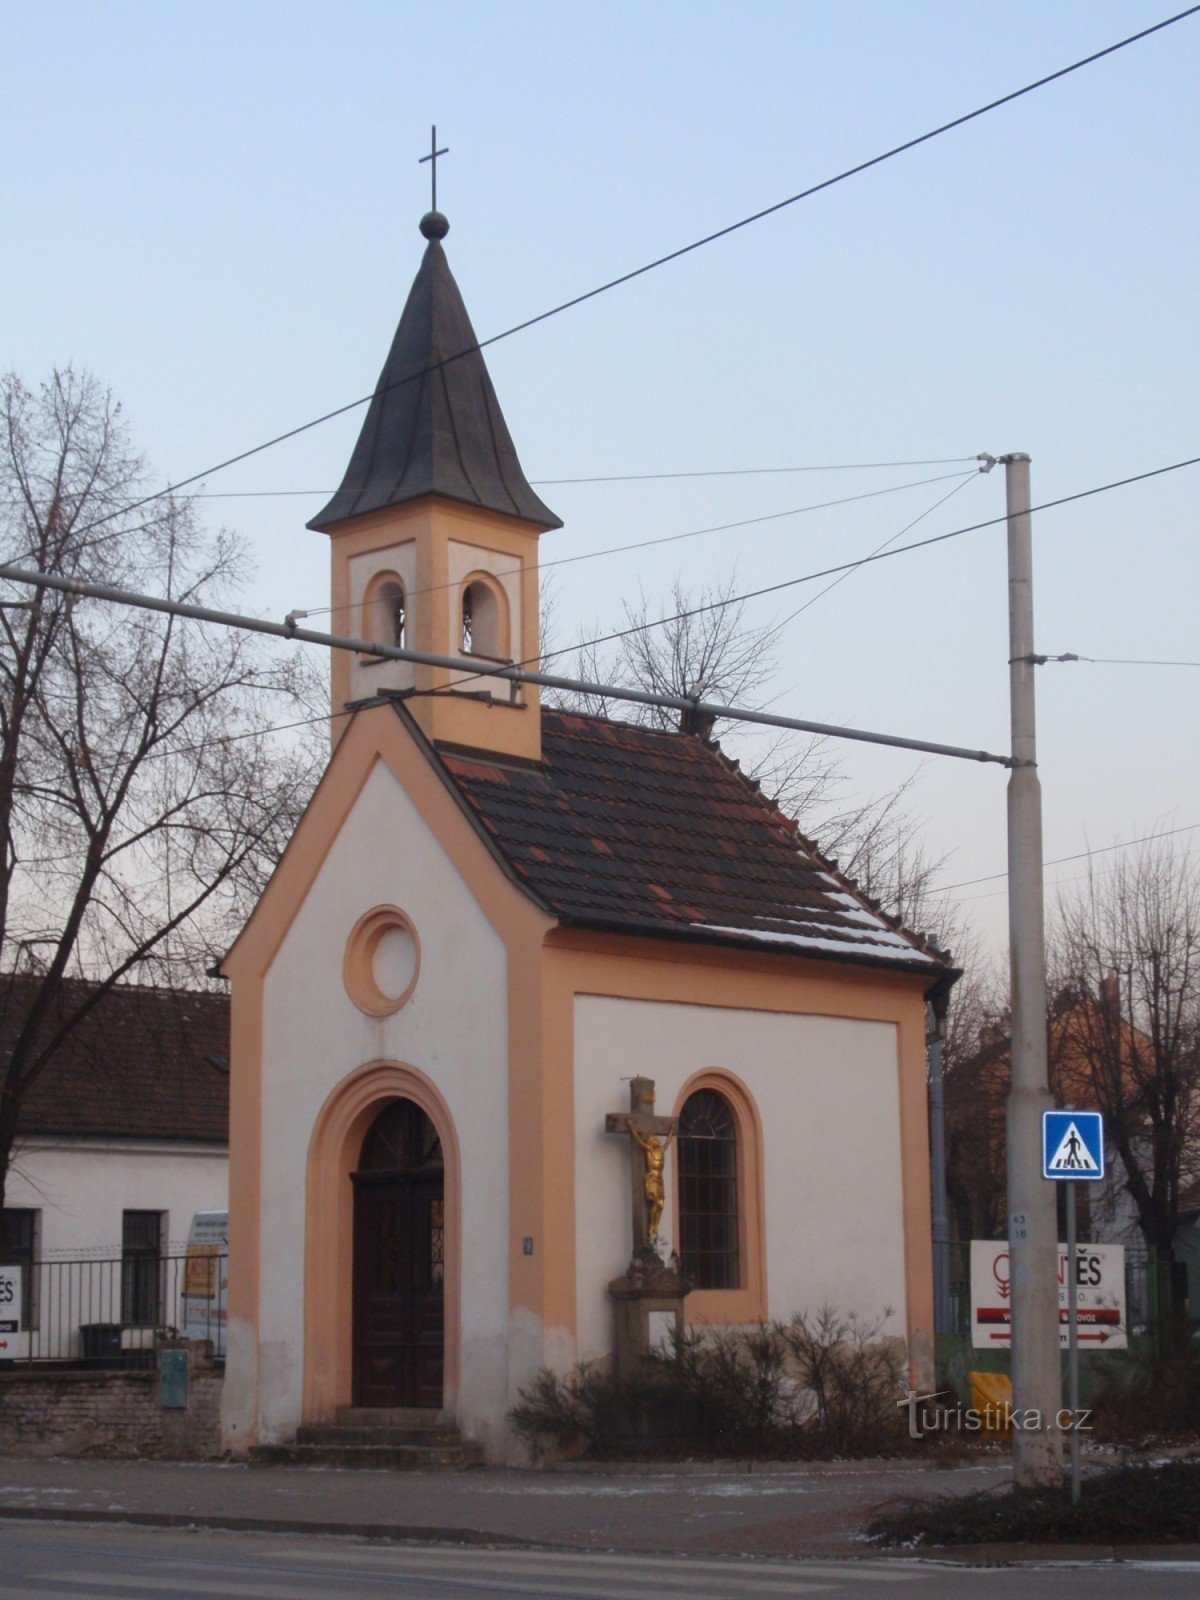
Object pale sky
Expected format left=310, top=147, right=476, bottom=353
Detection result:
left=4, top=0, right=1198, bottom=957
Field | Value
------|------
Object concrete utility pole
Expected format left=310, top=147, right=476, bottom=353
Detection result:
left=1002, top=452, right=1063, bottom=1486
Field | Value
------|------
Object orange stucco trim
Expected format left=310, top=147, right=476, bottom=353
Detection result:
left=343, top=905, right=421, bottom=1017
left=322, top=497, right=544, bottom=760
left=303, top=1060, right=461, bottom=1421
left=222, top=703, right=554, bottom=1437
left=672, top=1068, right=767, bottom=1327
left=541, top=928, right=934, bottom=1355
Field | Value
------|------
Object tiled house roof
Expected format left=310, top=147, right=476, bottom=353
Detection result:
left=437, top=708, right=947, bottom=979
left=3, top=976, right=229, bottom=1143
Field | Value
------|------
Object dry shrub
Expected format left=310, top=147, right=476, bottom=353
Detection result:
left=1090, top=1343, right=1200, bottom=1446
left=510, top=1307, right=909, bottom=1460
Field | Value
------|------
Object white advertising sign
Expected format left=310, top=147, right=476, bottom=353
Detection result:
left=970, top=1239, right=1127, bottom=1350
left=0, top=1265, right=23, bottom=1345
left=180, top=1211, right=227, bottom=1355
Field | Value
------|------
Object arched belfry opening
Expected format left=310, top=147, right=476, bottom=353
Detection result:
left=352, top=1098, right=445, bottom=1408
left=364, top=573, right=406, bottom=651
left=461, top=577, right=507, bottom=660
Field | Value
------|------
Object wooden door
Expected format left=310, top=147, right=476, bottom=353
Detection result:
left=352, top=1102, right=445, bottom=1409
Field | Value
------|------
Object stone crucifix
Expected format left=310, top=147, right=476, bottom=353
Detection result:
left=605, top=1077, right=678, bottom=1255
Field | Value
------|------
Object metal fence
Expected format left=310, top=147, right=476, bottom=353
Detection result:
left=0, top=1252, right=226, bottom=1367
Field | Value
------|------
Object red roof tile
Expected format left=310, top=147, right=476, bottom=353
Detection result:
left=3, top=976, right=228, bottom=1143
left=438, top=709, right=946, bottom=977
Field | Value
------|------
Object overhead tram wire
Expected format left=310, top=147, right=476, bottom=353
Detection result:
left=734, top=472, right=985, bottom=721
left=190, top=457, right=981, bottom=499
left=950, top=847, right=1197, bottom=905
left=60, top=4, right=1200, bottom=545
left=1064, top=654, right=1200, bottom=669
left=932, top=823, right=1200, bottom=895
left=443, top=451, right=1200, bottom=692
left=771, top=472, right=982, bottom=636
left=297, top=467, right=979, bottom=626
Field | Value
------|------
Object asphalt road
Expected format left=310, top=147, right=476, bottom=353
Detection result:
left=2, top=1525, right=1200, bottom=1600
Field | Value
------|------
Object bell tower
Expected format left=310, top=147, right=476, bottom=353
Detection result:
left=309, top=208, right=560, bottom=762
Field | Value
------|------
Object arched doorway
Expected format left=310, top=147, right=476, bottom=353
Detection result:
left=352, top=1098, right=445, bottom=1408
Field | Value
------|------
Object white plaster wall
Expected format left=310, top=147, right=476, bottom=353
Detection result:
left=5, top=1140, right=227, bottom=1258
left=573, top=996, right=907, bottom=1363
left=346, top=543, right=417, bottom=701
left=256, top=757, right=509, bottom=1452
left=3, top=1141, right=227, bottom=1361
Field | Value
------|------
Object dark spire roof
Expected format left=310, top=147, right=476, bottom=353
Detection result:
left=309, top=215, right=561, bottom=533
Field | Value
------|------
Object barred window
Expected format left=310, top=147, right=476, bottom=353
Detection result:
left=121, top=1210, right=164, bottom=1326
left=677, top=1089, right=740, bottom=1289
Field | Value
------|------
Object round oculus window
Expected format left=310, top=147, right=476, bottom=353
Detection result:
left=344, top=907, right=421, bottom=1016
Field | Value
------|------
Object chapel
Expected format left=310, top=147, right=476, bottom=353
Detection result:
left=220, top=206, right=952, bottom=1463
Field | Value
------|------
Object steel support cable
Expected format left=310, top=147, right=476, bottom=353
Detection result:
left=0, top=558, right=1012, bottom=768
left=298, top=467, right=978, bottom=625
left=933, top=822, right=1200, bottom=894
left=442, top=452, right=1200, bottom=692
left=5, top=453, right=1198, bottom=773
left=191, top=456, right=980, bottom=498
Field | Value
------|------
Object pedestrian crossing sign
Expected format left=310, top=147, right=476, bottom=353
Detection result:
left=1042, top=1110, right=1105, bottom=1181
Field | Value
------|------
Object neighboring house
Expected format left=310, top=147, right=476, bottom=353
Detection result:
left=221, top=207, right=955, bottom=1463
left=1, top=976, right=229, bottom=1354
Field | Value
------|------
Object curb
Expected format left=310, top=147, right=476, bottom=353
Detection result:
left=4, top=1507, right=1199, bottom=1565
left=0, top=1505, right=544, bottom=1547
left=916, top=1542, right=1200, bottom=1566
left=539, top=1453, right=1000, bottom=1476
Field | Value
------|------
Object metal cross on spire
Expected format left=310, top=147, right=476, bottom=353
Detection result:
left=419, top=124, right=449, bottom=212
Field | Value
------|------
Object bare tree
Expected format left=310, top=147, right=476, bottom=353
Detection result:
left=549, top=575, right=946, bottom=935
left=1051, top=844, right=1200, bottom=1338
left=940, top=946, right=1010, bottom=1241
left=0, top=368, right=319, bottom=1215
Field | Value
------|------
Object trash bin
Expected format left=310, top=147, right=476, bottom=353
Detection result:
left=80, top=1322, right=123, bottom=1361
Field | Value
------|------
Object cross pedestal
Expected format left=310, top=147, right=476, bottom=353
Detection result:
left=604, top=1077, right=690, bottom=1392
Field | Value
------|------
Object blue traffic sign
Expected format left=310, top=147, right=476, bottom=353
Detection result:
left=1042, top=1110, right=1105, bottom=1181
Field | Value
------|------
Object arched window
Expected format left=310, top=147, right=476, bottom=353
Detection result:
left=677, top=1089, right=740, bottom=1289
left=461, top=578, right=505, bottom=658
left=364, top=575, right=406, bottom=650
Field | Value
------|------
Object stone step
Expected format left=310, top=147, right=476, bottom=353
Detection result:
left=296, top=1423, right=462, bottom=1447
left=336, top=1406, right=445, bottom=1428
left=249, top=1440, right=483, bottom=1471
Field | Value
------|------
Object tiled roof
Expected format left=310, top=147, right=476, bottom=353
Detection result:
left=3, top=976, right=229, bottom=1143
left=438, top=709, right=946, bottom=977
